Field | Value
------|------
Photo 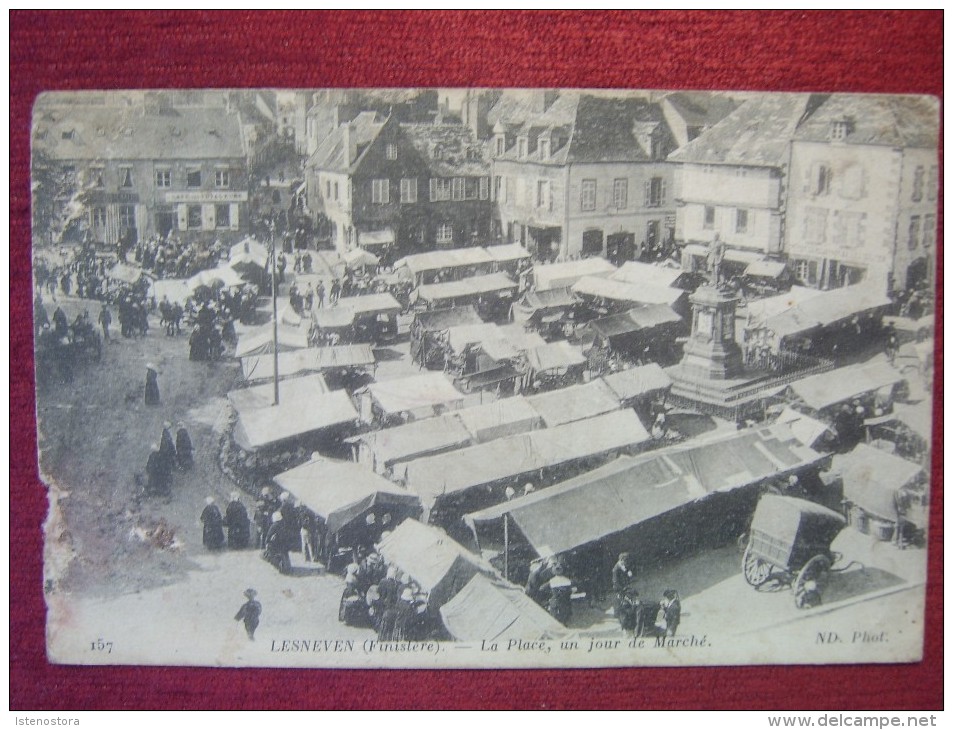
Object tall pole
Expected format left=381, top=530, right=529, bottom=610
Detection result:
left=503, top=513, right=509, bottom=582
left=271, top=225, right=280, bottom=406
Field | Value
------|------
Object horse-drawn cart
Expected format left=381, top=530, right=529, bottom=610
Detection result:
left=742, top=494, right=847, bottom=608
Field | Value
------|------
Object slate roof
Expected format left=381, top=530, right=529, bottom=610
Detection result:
left=32, top=105, right=246, bottom=161
left=793, top=94, right=938, bottom=149
left=306, top=111, right=385, bottom=173
left=668, top=93, right=824, bottom=167
left=400, top=123, right=489, bottom=177
left=664, top=91, right=740, bottom=128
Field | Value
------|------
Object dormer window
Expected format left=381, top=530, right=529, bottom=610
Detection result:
left=495, top=135, right=505, bottom=157
left=386, top=143, right=398, bottom=160
left=61, top=129, right=74, bottom=140
left=830, top=119, right=851, bottom=141
left=539, top=138, right=550, bottom=159
left=517, top=137, right=528, bottom=159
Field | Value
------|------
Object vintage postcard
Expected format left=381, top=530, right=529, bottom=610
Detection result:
left=33, top=88, right=937, bottom=668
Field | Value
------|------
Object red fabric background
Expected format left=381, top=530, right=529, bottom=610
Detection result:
left=10, top=10, right=942, bottom=710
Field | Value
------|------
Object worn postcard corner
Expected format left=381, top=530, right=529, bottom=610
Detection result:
left=32, top=88, right=935, bottom=668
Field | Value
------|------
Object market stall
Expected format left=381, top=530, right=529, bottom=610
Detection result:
left=356, top=372, right=466, bottom=426
left=241, top=344, right=375, bottom=383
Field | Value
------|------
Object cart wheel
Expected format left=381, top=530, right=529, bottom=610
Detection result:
left=794, top=554, right=831, bottom=609
left=742, top=545, right=772, bottom=587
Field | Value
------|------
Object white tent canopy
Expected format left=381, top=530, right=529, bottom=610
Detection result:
left=360, top=373, right=465, bottom=418
left=241, top=345, right=375, bottom=382
left=227, top=373, right=330, bottom=415
left=233, top=390, right=357, bottom=450
left=533, top=258, right=616, bottom=291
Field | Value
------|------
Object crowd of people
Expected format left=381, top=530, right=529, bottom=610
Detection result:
left=338, top=547, right=434, bottom=641
left=144, top=421, right=193, bottom=497
left=131, top=234, right=226, bottom=281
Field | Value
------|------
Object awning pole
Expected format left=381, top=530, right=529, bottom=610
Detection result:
left=271, top=226, right=280, bottom=406
left=503, top=513, right=509, bottom=582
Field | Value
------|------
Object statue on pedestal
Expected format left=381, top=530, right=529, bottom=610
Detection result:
left=706, top=234, right=726, bottom=289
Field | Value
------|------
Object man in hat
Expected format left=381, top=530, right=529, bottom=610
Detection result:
left=234, top=588, right=262, bottom=640
left=200, top=497, right=225, bottom=551
left=144, top=363, right=160, bottom=405
left=225, top=492, right=251, bottom=550
left=97, top=303, right=112, bottom=342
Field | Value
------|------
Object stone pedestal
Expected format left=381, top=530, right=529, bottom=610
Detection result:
left=678, top=284, right=744, bottom=380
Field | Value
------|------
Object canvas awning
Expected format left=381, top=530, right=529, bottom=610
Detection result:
left=722, top=249, right=764, bottom=265
left=312, top=307, right=355, bottom=330
left=232, top=390, right=357, bottom=450
left=357, top=228, right=395, bottom=248
left=229, top=251, right=268, bottom=272
left=275, top=458, right=420, bottom=535
left=602, top=363, right=673, bottom=403
left=533, top=258, right=616, bottom=291
left=786, top=361, right=905, bottom=412
left=107, top=262, right=146, bottom=284
left=774, top=407, right=833, bottom=448
left=520, top=287, right=577, bottom=311
left=361, top=373, right=465, bottom=417
left=234, top=325, right=309, bottom=358
left=836, top=444, right=924, bottom=524
left=347, top=414, right=473, bottom=471
left=526, top=380, right=620, bottom=427
left=241, top=345, right=375, bottom=381
left=377, top=519, right=498, bottom=609
left=524, top=341, right=587, bottom=374
left=312, top=293, right=402, bottom=330
left=402, top=410, right=650, bottom=503
left=439, top=574, right=565, bottom=642
left=151, top=279, right=191, bottom=306
left=744, top=259, right=788, bottom=279
left=465, top=423, right=825, bottom=557
left=342, top=247, right=380, bottom=269
left=187, top=266, right=246, bottom=291
left=395, top=247, right=495, bottom=277
left=227, top=373, right=329, bottom=415
left=479, top=329, right=547, bottom=362
left=413, top=306, right=483, bottom=332
left=415, top=273, right=517, bottom=304
left=572, top=276, right=684, bottom=306
left=446, top=323, right=504, bottom=354
left=455, top=396, right=543, bottom=443
left=588, top=305, right=682, bottom=340
left=484, top=243, right=531, bottom=264
left=611, top=261, right=684, bottom=289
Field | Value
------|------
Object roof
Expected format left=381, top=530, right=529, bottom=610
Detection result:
left=786, top=361, right=905, bottom=412
left=836, top=444, right=924, bottom=524
left=526, top=380, right=621, bottom=427
left=415, top=273, right=517, bottom=303
left=357, top=228, right=395, bottom=247
left=311, top=293, right=402, bottom=328
left=187, top=266, right=245, bottom=291
left=572, top=276, right=685, bottom=306
left=227, top=373, right=329, bottom=415
left=241, top=345, right=375, bottom=381
left=745, top=259, right=788, bottom=279
left=413, top=306, right=483, bottom=332
left=465, top=423, right=825, bottom=556
left=487, top=90, right=580, bottom=129
left=234, top=324, right=309, bottom=358
left=400, top=123, right=489, bottom=177
left=748, top=284, right=892, bottom=339
left=566, top=94, right=677, bottom=163
left=342, top=248, right=379, bottom=268
left=395, top=247, right=495, bottom=276
left=403, top=409, right=650, bottom=503
left=233, top=390, right=357, bottom=450
left=664, top=92, right=740, bottom=128
left=588, top=305, right=682, bottom=339
left=793, top=94, right=938, bottom=149
left=610, top=261, right=685, bottom=289
left=353, top=413, right=473, bottom=469
left=520, top=287, right=577, bottom=311
left=484, top=243, right=531, bottom=263
left=524, top=341, right=587, bottom=373
left=533, top=258, right=616, bottom=291
left=377, top=520, right=497, bottom=608
left=274, top=458, right=419, bottom=534
left=669, top=93, right=820, bottom=167
left=446, top=323, right=504, bottom=353
left=774, top=407, right=833, bottom=448
left=439, top=574, right=565, bottom=642
left=455, top=396, right=542, bottom=443
left=33, top=105, right=246, bottom=161
left=602, top=363, right=673, bottom=402
left=306, top=111, right=385, bottom=173
left=478, top=328, right=547, bottom=362
left=363, top=373, right=465, bottom=416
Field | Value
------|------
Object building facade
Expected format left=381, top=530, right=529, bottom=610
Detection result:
left=490, top=92, right=681, bottom=262
left=785, top=95, right=939, bottom=293
left=305, top=113, right=492, bottom=254
left=33, top=100, right=249, bottom=247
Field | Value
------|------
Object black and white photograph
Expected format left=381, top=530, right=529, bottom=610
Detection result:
left=32, top=87, right=937, bottom=668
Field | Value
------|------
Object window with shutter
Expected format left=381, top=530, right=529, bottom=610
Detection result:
left=479, top=177, right=489, bottom=201
left=372, top=179, right=390, bottom=204
left=581, top=179, right=596, bottom=211
left=735, top=208, right=749, bottom=234
left=908, top=216, right=920, bottom=250
left=400, top=178, right=417, bottom=204
left=613, top=179, right=627, bottom=209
